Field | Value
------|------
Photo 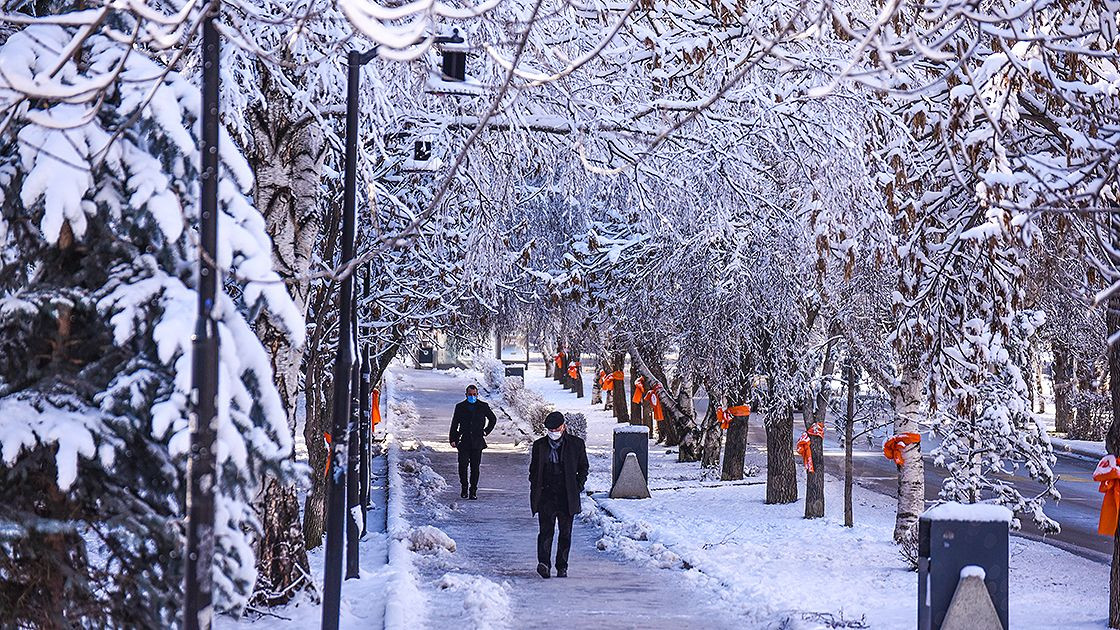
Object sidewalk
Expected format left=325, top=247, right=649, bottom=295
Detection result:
left=386, top=367, right=744, bottom=629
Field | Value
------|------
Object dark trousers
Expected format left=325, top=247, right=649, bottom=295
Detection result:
left=457, top=448, right=483, bottom=491
left=537, top=499, right=573, bottom=570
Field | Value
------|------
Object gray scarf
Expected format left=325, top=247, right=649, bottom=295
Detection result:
left=547, top=436, right=562, bottom=465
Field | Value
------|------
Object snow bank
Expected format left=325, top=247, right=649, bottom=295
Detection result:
left=407, top=525, right=457, bottom=554
left=384, top=439, right=427, bottom=629
left=923, top=502, right=1013, bottom=523
left=436, top=573, right=512, bottom=629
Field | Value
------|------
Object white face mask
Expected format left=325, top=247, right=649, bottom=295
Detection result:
left=547, top=430, right=563, bottom=440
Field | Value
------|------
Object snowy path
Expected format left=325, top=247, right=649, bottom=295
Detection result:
left=390, top=367, right=741, bottom=629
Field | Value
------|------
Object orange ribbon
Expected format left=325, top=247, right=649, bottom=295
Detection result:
left=646, top=383, right=665, bottom=421
left=1095, top=456, right=1120, bottom=536
left=727, top=404, right=751, bottom=417
left=883, top=433, right=921, bottom=467
left=796, top=422, right=825, bottom=473
left=322, top=431, right=332, bottom=479
left=632, top=377, right=645, bottom=404
left=716, top=407, right=731, bottom=430
left=554, top=353, right=563, bottom=369
left=568, top=361, right=581, bottom=379
left=598, top=370, right=607, bottom=389
left=371, top=388, right=381, bottom=428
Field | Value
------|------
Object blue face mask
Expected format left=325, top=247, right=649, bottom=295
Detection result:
left=466, top=395, right=477, bottom=403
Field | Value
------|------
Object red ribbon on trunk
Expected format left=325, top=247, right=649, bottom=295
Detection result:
left=796, top=422, right=825, bottom=473
left=883, top=433, right=921, bottom=467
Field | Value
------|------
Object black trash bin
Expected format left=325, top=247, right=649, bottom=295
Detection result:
left=611, top=425, right=649, bottom=488
left=504, top=366, right=524, bottom=378
left=918, top=502, right=1010, bottom=630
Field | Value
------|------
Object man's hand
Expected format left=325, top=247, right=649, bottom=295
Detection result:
left=450, top=440, right=458, bottom=448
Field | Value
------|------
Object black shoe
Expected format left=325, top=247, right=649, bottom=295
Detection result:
left=461, top=488, right=468, bottom=498
left=556, top=568, right=567, bottom=578
left=469, top=488, right=477, bottom=500
left=536, top=563, right=550, bottom=579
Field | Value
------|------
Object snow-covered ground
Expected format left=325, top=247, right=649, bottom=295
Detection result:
left=524, top=368, right=1112, bottom=629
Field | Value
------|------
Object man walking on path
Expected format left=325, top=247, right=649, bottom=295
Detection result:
left=529, top=411, right=589, bottom=579
left=449, top=384, right=497, bottom=499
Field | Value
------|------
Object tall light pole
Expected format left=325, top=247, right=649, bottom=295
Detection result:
left=322, top=32, right=467, bottom=630
left=184, top=1, right=221, bottom=628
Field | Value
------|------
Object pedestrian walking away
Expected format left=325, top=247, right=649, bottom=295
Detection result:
left=449, top=383, right=497, bottom=499
left=529, top=411, right=588, bottom=579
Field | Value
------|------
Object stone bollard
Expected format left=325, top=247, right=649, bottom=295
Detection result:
left=610, top=425, right=650, bottom=499
left=918, top=502, right=1009, bottom=630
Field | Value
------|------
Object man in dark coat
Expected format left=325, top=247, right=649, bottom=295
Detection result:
left=529, top=411, right=588, bottom=578
left=449, top=384, right=497, bottom=499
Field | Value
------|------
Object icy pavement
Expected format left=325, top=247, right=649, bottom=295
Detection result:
left=388, top=367, right=744, bottom=629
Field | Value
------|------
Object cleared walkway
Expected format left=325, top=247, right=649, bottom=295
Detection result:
left=391, top=367, right=738, bottom=629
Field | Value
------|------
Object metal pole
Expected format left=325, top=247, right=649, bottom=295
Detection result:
left=359, top=268, right=372, bottom=535
left=346, top=298, right=361, bottom=579
left=184, top=5, right=220, bottom=629
left=321, top=48, right=364, bottom=630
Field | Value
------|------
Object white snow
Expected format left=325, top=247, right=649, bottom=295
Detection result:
left=960, top=565, right=987, bottom=579
left=614, top=425, right=650, bottom=434
left=923, top=502, right=1013, bottom=524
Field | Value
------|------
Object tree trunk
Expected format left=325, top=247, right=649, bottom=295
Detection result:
left=573, top=352, right=584, bottom=398
left=247, top=91, right=323, bottom=602
left=765, top=404, right=798, bottom=504
left=1035, top=353, right=1046, bottom=414
left=1106, top=293, right=1120, bottom=629
left=1074, top=359, right=1096, bottom=440
left=700, top=401, right=723, bottom=469
left=1054, top=341, right=1072, bottom=433
left=543, top=348, right=554, bottom=378
left=630, top=363, right=643, bottom=428
left=612, top=352, right=629, bottom=423
left=889, top=368, right=925, bottom=541
left=844, top=360, right=856, bottom=527
left=591, top=361, right=603, bottom=405
left=676, top=381, right=702, bottom=463
left=722, top=412, right=750, bottom=481
left=804, top=426, right=824, bottom=519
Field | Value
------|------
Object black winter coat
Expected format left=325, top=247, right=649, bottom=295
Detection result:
left=449, top=400, right=497, bottom=450
left=529, top=433, right=589, bottom=515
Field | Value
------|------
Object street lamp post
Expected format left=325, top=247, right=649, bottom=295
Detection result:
left=322, top=32, right=468, bottom=630
left=184, top=3, right=220, bottom=629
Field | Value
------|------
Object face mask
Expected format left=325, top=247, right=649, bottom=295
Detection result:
left=547, top=430, right=563, bottom=440
left=466, top=395, right=477, bottom=403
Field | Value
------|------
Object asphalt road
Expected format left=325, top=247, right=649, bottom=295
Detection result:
left=740, top=420, right=1113, bottom=564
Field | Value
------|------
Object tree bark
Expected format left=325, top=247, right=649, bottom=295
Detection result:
left=676, top=380, right=701, bottom=462
left=804, top=427, right=824, bottom=519
left=1053, top=341, right=1072, bottom=433
left=721, top=412, right=750, bottom=480
left=844, top=360, right=856, bottom=527
left=765, top=404, right=798, bottom=504
left=1074, top=358, right=1096, bottom=440
left=629, top=362, right=643, bottom=428
left=888, top=368, right=925, bottom=541
left=611, top=352, right=629, bottom=423
left=247, top=89, right=323, bottom=602
left=700, top=400, right=723, bottom=469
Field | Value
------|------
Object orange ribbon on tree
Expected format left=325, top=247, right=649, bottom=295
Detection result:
left=322, top=431, right=332, bottom=479
left=717, top=407, right=731, bottom=430
left=371, top=388, right=381, bottom=429
left=646, top=383, right=665, bottom=421
left=568, top=361, right=581, bottom=379
left=632, top=377, right=645, bottom=404
left=1095, top=455, right=1120, bottom=536
left=598, top=370, right=608, bottom=390
left=554, top=353, right=563, bottom=369
left=883, top=432, right=921, bottom=467
left=796, top=422, right=825, bottom=473
left=727, top=404, right=751, bottom=418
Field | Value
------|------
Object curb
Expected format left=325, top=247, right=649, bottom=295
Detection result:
left=1050, top=437, right=1105, bottom=463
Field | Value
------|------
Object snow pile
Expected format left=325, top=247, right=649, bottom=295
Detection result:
left=498, top=376, right=555, bottom=436
left=471, top=354, right=508, bottom=392
left=436, top=573, right=512, bottom=629
left=389, top=398, right=421, bottom=431
left=406, top=525, right=457, bottom=554
left=561, top=412, right=588, bottom=441
left=384, top=439, right=428, bottom=629
left=923, top=502, right=1013, bottom=523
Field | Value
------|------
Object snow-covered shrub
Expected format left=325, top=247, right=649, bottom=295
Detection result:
left=472, top=354, right=507, bottom=392
left=0, top=24, right=301, bottom=626
left=562, top=413, right=588, bottom=441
